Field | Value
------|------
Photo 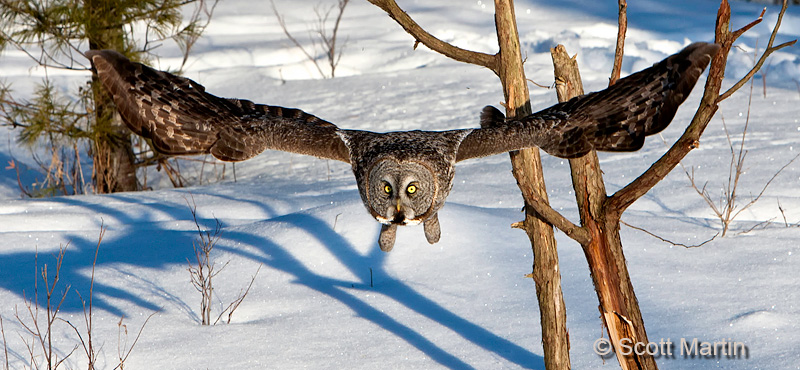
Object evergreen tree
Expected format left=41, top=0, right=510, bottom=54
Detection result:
left=0, top=0, right=215, bottom=194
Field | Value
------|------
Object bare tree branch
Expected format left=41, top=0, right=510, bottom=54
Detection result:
left=607, top=0, right=795, bottom=215
left=271, top=0, right=328, bottom=79
left=272, top=0, right=350, bottom=78
left=365, top=0, right=498, bottom=72
left=176, top=0, right=220, bottom=72
left=718, top=0, right=796, bottom=102
left=510, top=186, right=590, bottom=245
left=609, top=0, right=627, bottom=86
left=325, top=0, right=350, bottom=77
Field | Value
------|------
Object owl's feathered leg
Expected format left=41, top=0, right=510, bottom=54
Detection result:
left=379, top=224, right=398, bottom=252
left=423, top=213, right=441, bottom=244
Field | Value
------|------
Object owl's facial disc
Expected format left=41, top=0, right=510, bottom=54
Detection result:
left=367, top=160, right=436, bottom=226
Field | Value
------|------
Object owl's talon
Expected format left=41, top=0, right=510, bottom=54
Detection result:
left=379, top=224, right=398, bottom=252
left=423, top=214, right=441, bottom=244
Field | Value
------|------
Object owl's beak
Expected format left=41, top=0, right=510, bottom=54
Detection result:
left=389, top=204, right=411, bottom=225
left=381, top=198, right=419, bottom=226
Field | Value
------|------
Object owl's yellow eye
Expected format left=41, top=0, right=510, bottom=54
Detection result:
left=406, top=184, right=417, bottom=194
left=383, top=184, right=392, bottom=194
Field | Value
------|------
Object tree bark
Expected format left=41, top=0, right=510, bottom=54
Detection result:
left=550, top=46, right=656, bottom=370
left=495, top=1, right=571, bottom=369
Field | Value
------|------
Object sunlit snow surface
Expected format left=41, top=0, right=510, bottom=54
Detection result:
left=1, top=0, right=799, bottom=368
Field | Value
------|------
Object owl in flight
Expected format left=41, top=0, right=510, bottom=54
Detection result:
left=87, top=42, right=719, bottom=252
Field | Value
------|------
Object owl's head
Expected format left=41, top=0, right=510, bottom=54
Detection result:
left=366, top=159, right=437, bottom=226
left=341, top=130, right=463, bottom=251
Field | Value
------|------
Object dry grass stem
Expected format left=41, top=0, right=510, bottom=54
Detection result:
left=1, top=314, right=9, bottom=370
left=186, top=195, right=224, bottom=325
left=214, top=265, right=262, bottom=325
left=185, top=194, right=258, bottom=325
left=682, top=74, right=800, bottom=236
left=14, top=246, right=75, bottom=370
left=112, top=312, right=155, bottom=370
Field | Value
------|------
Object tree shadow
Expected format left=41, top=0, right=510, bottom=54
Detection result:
left=0, top=195, right=202, bottom=317
left=222, top=213, right=544, bottom=369
left=0, top=193, right=544, bottom=369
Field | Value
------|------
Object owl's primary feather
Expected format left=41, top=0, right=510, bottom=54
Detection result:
left=457, top=42, right=720, bottom=160
left=86, top=42, right=719, bottom=251
left=86, top=50, right=350, bottom=163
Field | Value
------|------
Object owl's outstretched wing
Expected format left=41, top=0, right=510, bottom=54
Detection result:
left=86, top=50, right=350, bottom=163
left=456, top=42, right=720, bottom=161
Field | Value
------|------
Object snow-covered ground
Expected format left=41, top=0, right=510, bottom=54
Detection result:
left=1, top=0, right=799, bottom=369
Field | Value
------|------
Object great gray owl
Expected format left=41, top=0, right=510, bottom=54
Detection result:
left=86, top=42, right=719, bottom=251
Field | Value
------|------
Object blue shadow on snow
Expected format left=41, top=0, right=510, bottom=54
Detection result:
left=0, top=193, right=543, bottom=369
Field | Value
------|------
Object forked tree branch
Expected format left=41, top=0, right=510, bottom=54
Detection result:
left=607, top=0, right=795, bottom=215
left=718, top=1, right=795, bottom=102
left=510, top=182, right=590, bottom=245
left=366, top=0, right=498, bottom=72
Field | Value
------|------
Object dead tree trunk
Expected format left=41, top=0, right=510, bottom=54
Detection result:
left=534, top=1, right=794, bottom=369
left=551, top=45, right=655, bottom=370
left=494, top=1, right=571, bottom=369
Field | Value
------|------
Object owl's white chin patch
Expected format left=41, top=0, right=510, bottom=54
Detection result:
left=404, top=219, right=422, bottom=226
left=374, top=216, right=421, bottom=226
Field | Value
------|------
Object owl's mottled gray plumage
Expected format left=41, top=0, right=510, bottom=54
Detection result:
left=86, top=42, right=719, bottom=251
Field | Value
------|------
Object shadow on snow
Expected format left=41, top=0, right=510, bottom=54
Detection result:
left=0, top=192, right=544, bottom=369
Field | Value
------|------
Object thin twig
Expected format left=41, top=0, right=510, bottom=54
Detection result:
left=526, top=78, right=552, bottom=89
left=177, top=0, right=220, bottom=72
left=185, top=194, right=228, bottom=325
left=736, top=218, right=775, bottom=235
left=760, top=59, right=772, bottom=98
left=86, top=222, right=105, bottom=368
left=621, top=221, right=718, bottom=248
left=111, top=312, right=156, bottom=370
left=214, top=264, right=262, bottom=325
left=731, top=152, right=800, bottom=222
left=5, top=160, right=33, bottom=197
left=778, top=200, right=789, bottom=227
left=270, top=0, right=326, bottom=78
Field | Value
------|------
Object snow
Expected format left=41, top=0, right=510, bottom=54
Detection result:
left=1, top=0, right=799, bottom=369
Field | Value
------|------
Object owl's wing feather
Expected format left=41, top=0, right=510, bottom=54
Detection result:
left=456, top=42, right=720, bottom=161
left=86, top=50, right=350, bottom=163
